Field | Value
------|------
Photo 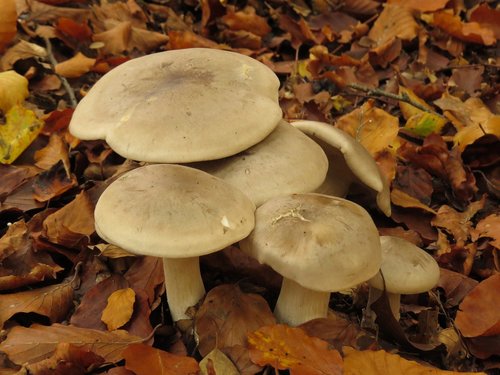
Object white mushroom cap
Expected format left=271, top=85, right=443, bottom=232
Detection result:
left=189, top=120, right=329, bottom=206
left=94, top=164, right=256, bottom=257
left=69, top=48, right=282, bottom=163
left=240, top=193, right=382, bottom=292
left=290, top=120, right=391, bottom=216
left=369, top=236, right=440, bottom=294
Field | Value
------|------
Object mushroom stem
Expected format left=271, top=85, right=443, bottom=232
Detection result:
left=367, top=287, right=401, bottom=321
left=163, top=257, right=205, bottom=322
left=274, top=278, right=330, bottom=326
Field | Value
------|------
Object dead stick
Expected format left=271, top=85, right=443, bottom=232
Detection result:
left=43, top=37, right=78, bottom=108
left=346, top=83, right=436, bottom=114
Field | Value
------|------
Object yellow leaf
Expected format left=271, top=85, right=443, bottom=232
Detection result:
left=343, top=347, right=486, bottom=375
left=0, top=71, right=29, bottom=112
left=101, top=288, right=136, bottom=331
left=399, top=86, right=447, bottom=136
left=0, top=105, right=44, bottom=164
left=454, top=114, right=500, bottom=152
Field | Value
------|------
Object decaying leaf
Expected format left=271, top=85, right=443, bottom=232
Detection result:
left=455, top=274, right=500, bottom=338
left=101, top=288, right=136, bottom=331
left=195, top=284, right=276, bottom=356
left=0, top=324, right=142, bottom=365
left=248, top=324, right=343, bottom=375
left=0, top=280, right=73, bottom=328
left=123, top=343, right=199, bottom=375
left=343, top=346, right=485, bottom=374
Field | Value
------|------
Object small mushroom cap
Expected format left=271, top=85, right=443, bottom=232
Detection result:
left=190, top=120, right=329, bottom=206
left=291, top=120, right=391, bottom=216
left=240, top=193, right=382, bottom=292
left=69, top=48, right=282, bottom=163
left=369, top=236, right=440, bottom=294
left=95, top=164, right=255, bottom=258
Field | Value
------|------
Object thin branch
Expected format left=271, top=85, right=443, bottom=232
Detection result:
left=43, top=37, right=78, bottom=108
left=346, top=83, right=437, bottom=114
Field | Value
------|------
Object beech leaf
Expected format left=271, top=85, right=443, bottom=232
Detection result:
left=0, top=0, right=17, bottom=52
left=247, top=324, right=343, bottom=375
left=101, top=287, right=136, bottom=331
left=0, top=323, right=142, bottom=365
left=55, top=52, right=96, bottom=78
left=0, top=71, right=28, bottom=112
left=123, top=343, right=199, bottom=375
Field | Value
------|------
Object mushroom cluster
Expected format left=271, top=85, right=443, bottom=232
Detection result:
left=70, top=47, right=438, bottom=326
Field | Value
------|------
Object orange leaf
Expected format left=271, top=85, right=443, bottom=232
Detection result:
left=123, top=343, right=199, bottom=375
left=343, top=347, right=486, bottom=374
left=56, top=17, right=93, bottom=42
left=247, top=324, right=343, bottom=375
left=55, top=52, right=96, bottom=78
left=455, top=274, right=500, bottom=337
left=387, top=0, right=448, bottom=12
left=222, top=6, right=271, bottom=37
left=432, top=11, right=496, bottom=46
left=470, top=4, right=500, bottom=39
left=471, top=214, right=500, bottom=249
left=101, top=288, right=136, bottom=331
left=368, top=4, right=418, bottom=47
left=0, top=0, right=17, bottom=52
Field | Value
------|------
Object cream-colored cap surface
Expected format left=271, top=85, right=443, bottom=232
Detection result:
left=190, top=120, right=328, bottom=206
left=69, top=48, right=282, bottom=163
left=291, top=120, right=391, bottom=216
left=240, top=193, right=381, bottom=291
left=94, top=164, right=256, bottom=257
left=369, top=236, right=440, bottom=294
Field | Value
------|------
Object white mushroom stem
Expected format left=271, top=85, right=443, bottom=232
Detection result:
left=367, top=287, right=402, bottom=321
left=163, top=257, right=205, bottom=322
left=274, top=278, right=330, bottom=326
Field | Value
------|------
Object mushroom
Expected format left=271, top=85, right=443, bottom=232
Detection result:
left=367, top=236, right=440, bottom=321
left=290, top=120, right=391, bottom=216
left=69, top=48, right=282, bottom=163
left=189, top=120, right=329, bottom=206
left=94, top=164, right=255, bottom=321
left=240, top=193, right=381, bottom=326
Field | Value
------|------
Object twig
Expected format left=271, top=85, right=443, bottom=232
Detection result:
left=346, top=83, right=436, bottom=114
left=43, top=37, right=78, bottom=108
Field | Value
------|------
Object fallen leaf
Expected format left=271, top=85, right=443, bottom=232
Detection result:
left=0, top=71, right=29, bottom=112
left=32, top=160, right=78, bottom=202
left=34, top=133, right=71, bottom=171
left=470, top=4, right=500, bottom=40
left=25, top=343, right=104, bottom=374
left=29, top=0, right=90, bottom=24
left=449, top=66, right=484, bottom=96
left=200, top=349, right=239, bottom=375
left=390, top=188, right=436, bottom=214
left=0, top=164, right=39, bottom=202
left=124, top=256, right=164, bottom=305
left=432, top=11, right=496, bottom=46
left=42, top=108, right=74, bottom=135
left=195, top=284, right=276, bottom=357
left=0, top=105, right=44, bottom=164
left=437, top=268, right=478, bottom=308
left=101, top=288, right=136, bottom=331
left=0, top=40, right=48, bottom=71
left=123, top=343, right=199, bottom=375
left=455, top=274, right=500, bottom=338
left=55, top=52, right=96, bottom=78
left=343, top=346, right=485, bottom=374
left=0, top=323, right=141, bottom=365
left=248, top=324, right=343, bottom=375
left=222, top=6, right=271, bottom=37
left=43, top=191, right=95, bottom=248
left=387, top=0, right=449, bottom=12
left=55, top=17, right=93, bottom=44
left=368, top=4, right=418, bottom=48
left=0, top=0, right=17, bottom=52
left=471, top=214, right=500, bottom=249
left=0, top=280, right=73, bottom=328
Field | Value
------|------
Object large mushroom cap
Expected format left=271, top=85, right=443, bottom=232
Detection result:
left=291, top=120, right=391, bottom=216
left=95, top=164, right=255, bottom=257
left=240, top=193, right=382, bottom=291
left=190, top=120, right=329, bottom=206
left=369, top=236, right=440, bottom=294
left=69, top=48, right=282, bottom=163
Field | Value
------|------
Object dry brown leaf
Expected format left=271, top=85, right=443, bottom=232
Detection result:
left=248, top=324, right=343, bottom=375
left=387, top=0, right=448, bottom=12
left=124, top=256, right=164, bottom=305
left=432, top=11, right=496, bottom=46
left=0, top=0, right=17, bottom=52
left=368, top=4, right=418, bottom=47
left=200, top=349, right=239, bottom=375
left=101, top=288, right=136, bottom=331
left=92, top=21, right=131, bottom=55
left=437, top=268, right=478, bottom=307
left=0, top=280, right=73, bottom=328
left=0, top=164, right=39, bottom=200
left=28, top=0, right=90, bottom=23
left=336, top=101, right=400, bottom=156
left=34, top=133, right=71, bottom=171
left=343, top=346, right=485, bottom=374
left=32, top=161, right=78, bottom=202
left=195, top=284, right=275, bottom=357
left=390, top=188, right=436, bottom=214
left=471, top=214, right=500, bottom=249
left=454, top=116, right=500, bottom=153
left=42, top=191, right=95, bottom=247
left=55, top=52, right=96, bottom=78
left=123, top=343, right=199, bottom=375
left=0, top=323, right=141, bottom=365
left=455, top=274, right=500, bottom=338
left=26, top=342, right=104, bottom=374
left=222, top=6, right=271, bottom=37
left=90, top=0, right=147, bottom=32
left=470, top=4, right=500, bottom=39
